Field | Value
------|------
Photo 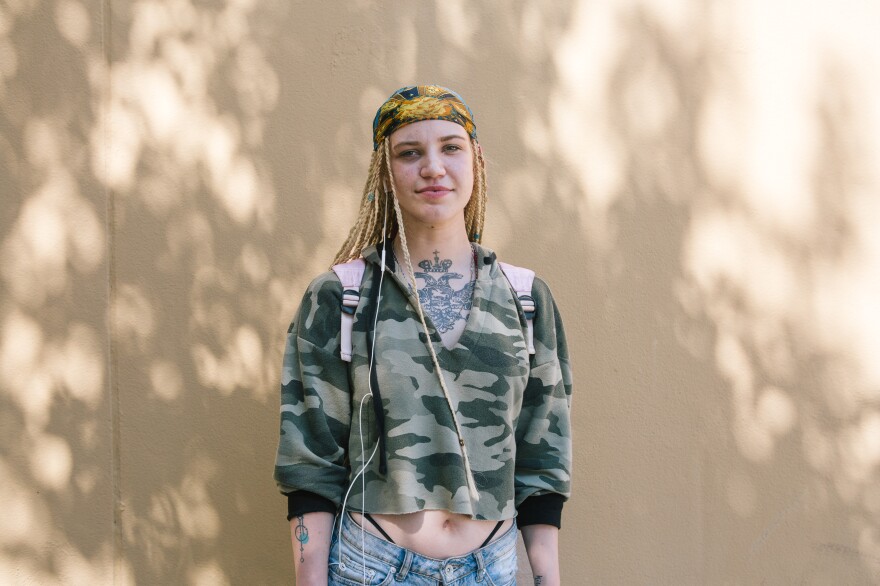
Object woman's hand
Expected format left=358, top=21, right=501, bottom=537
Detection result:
left=290, top=511, right=334, bottom=585
left=521, top=524, right=561, bottom=586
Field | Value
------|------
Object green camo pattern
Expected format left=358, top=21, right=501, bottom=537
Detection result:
left=274, top=243, right=572, bottom=520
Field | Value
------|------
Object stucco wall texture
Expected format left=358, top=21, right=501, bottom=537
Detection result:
left=2, top=0, right=880, bottom=584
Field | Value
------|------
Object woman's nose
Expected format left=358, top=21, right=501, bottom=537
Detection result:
left=420, top=152, right=445, bottom=178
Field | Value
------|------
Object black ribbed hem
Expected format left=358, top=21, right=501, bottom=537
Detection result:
left=285, top=490, right=337, bottom=521
left=517, top=493, right=565, bottom=529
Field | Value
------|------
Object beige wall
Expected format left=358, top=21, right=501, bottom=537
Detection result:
left=3, top=0, right=880, bottom=584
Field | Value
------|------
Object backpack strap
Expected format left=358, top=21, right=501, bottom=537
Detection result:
left=498, top=262, right=536, bottom=355
left=331, top=259, right=366, bottom=362
left=332, top=258, right=536, bottom=359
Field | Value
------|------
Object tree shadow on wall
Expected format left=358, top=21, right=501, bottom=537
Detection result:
left=591, top=5, right=880, bottom=585
left=1, top=0, right=117, bottom=582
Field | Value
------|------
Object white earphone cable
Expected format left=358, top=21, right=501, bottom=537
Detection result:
left=334, top=189, right=389, bottom=584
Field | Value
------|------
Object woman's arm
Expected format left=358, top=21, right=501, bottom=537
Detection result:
left=274, top=273, right=353, bottom=581
left=515, top=278, right=572, bottom=586
left=291, top=511, right=334, bottom=585
left=521, top=524, right=560, bottom=586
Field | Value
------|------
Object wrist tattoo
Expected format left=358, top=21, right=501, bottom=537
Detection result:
left=534, top=577, right=544, bottom=585
left=294, top=515, right=309, bottom=563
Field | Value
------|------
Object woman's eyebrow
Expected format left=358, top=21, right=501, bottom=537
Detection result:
left=394, top=135, right=466, bottom=148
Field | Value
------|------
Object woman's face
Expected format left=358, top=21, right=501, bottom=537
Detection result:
left=388, top=119, right=475, bottom=233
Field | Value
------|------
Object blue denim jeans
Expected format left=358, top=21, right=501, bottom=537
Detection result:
left=328, top=512, right=518, bottom=585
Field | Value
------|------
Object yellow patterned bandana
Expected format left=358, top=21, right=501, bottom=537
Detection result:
left=372, top=85, right=477, bottom=150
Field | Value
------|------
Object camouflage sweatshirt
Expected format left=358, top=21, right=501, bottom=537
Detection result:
left=274, top=243, right=572, bottom=521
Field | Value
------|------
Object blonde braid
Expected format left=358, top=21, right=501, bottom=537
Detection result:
left=463, top=147, right=476, bottom=237
left=383, top=138, right=482, bottom=505
left=386, top=161, right=417, bottom=293
left=464, top=138, right=487, bottom=243
left=332, top=147, right=398, bottom=265
left=331, top=154, right=374, bottom=264
left=476, top=144, right=487, bottom=238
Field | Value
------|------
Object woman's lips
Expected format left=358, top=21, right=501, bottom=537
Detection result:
left=417, top=186, right=451, bottom=198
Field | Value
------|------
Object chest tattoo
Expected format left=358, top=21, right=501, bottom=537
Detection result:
left=413, top=250, right=475, bottom=333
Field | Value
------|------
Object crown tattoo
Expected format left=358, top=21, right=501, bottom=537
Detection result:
left=418, top=250, right=454, bottom=273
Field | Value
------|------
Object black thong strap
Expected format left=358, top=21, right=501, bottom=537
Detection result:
left=362, top=513, right=396, bottom=544
left=479, top=520, right=505, bottom=549
left=361, top=515, right=504, bottom=550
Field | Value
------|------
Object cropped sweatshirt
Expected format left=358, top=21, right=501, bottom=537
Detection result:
left=274, top=243, right=573, bottom=527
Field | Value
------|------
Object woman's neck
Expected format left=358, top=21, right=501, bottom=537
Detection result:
left=394, top=222, right=472, bottom=265
left=392, top=225, right=477, bottom=349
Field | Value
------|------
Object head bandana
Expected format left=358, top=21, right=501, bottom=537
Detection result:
left=372, top=85, right=477, bottom=150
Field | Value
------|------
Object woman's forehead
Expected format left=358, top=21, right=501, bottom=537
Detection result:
left=389, top=119, right=469, bottom=144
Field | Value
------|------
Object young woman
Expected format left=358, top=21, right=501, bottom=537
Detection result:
left=274, top=86, right=572, bottom=585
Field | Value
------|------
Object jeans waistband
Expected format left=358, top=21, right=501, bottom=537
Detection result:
left=338, top=512, right=517, bottom=582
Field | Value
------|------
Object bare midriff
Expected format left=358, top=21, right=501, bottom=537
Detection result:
left=350, top=510, right=513, bottom=558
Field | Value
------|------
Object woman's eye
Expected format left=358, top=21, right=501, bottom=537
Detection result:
left=444, top=144, right=462, bottom=152
left=399, top=150, right=418, bottom=157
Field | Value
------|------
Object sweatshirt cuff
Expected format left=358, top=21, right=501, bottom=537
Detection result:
left=517, top=493, right=565, bottom=529
left=285, top=490, right=338, bottom=521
